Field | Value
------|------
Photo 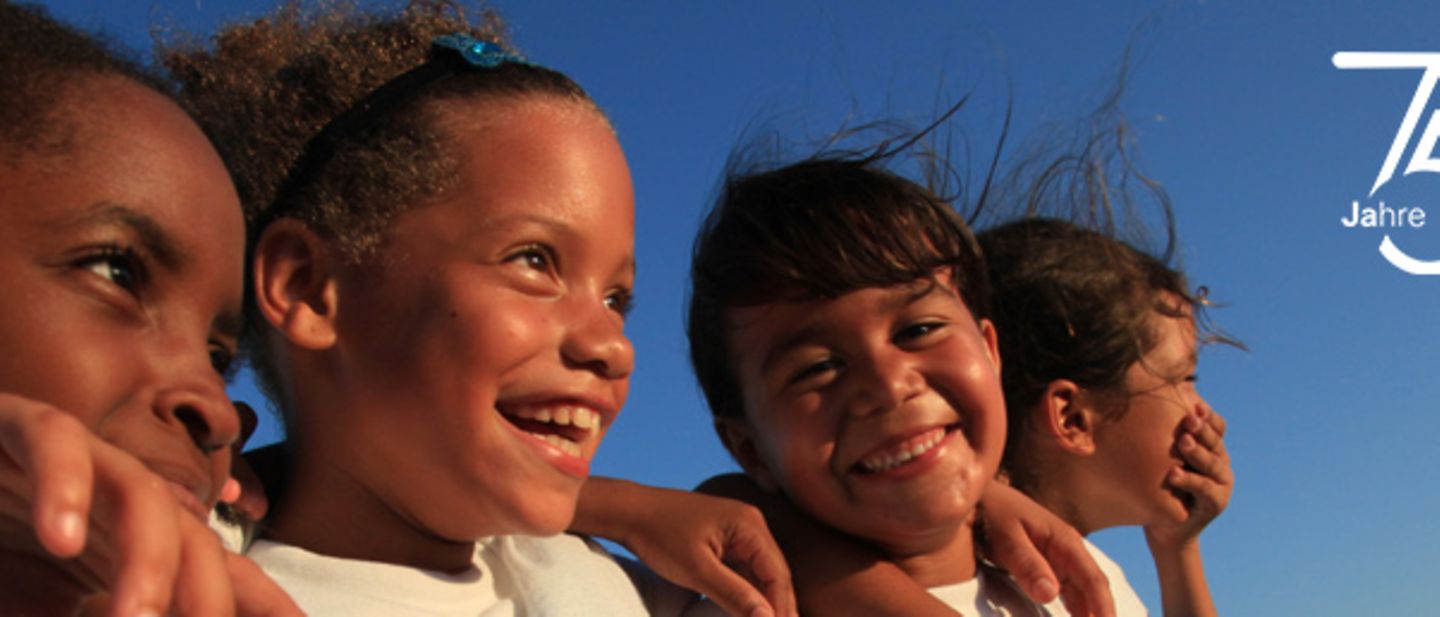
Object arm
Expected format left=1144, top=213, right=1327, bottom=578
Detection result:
left=696, top=473, right=961, bottom=617
left=0, top=393, right=300, bottom=617
left=573, top=476, right=796, bottom=617
left=1143, top=406, right=1231, bottom=617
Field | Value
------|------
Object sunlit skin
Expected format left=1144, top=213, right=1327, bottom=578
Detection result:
left=1084, top=305, right=1209, bottom=532
left=722, top=274, right=1005, bottom=587
left=0, top=76, right=245, bottom=518
left=1023, top=296, right=1213, bottom=537
left=264, top=97, right=636, bottom=574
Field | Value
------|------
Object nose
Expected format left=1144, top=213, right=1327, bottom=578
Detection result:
left=560, top=302, right=635, bottom=381
left=154, top=374, right=241, bottom=455
left=844, top=349, right=923, bottom=418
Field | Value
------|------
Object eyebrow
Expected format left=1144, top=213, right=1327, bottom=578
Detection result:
left=757, top=284, right=942, bottom=375
left=50, top=202, right=189, bottom=271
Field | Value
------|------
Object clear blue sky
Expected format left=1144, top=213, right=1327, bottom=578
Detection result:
left=39, top=1, right=1439, bottom=613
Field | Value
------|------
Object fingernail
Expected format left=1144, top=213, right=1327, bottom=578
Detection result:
left=1180, top=433, right=1196, bottom=448
left=1170, top=468, right=1185, bottom=482
left=749, top=605, right=775, bottom=617
left=132, top=608, right=162, bottom=617
left=1033, top=577, right=1059, bottom=600
left=53, top=510, right=82, bottom=543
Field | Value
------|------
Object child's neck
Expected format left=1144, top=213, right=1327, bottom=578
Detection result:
left=264, top=437, right=478, bottom=574
left=880, top=520, right=980, bottom=588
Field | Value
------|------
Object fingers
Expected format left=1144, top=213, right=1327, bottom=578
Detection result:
left=226, top=553, right=303, bottom=617
left=1175, top=434, right=1229, bottom=483
left=1165, top=467, right=1231, bottom=518
left=1041, top=528, right=1115, bottom=617
left=169, top=515, right=235, bottom=617
left=984, top=520, right=1060, bottom=605
left=0, top=399, right=95, bottom=557
left=89, top=451, right=182, bottom=617
left=722, top=512, right=796, bottom=617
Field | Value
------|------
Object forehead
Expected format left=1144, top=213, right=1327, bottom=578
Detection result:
left=399, top=97, right=633, bottom=240
left=1, top=76, right=243, bottom=279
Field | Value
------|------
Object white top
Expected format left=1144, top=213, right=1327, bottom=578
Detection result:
left=1083, top=538, right=1148, bottom=616
left=249, top=533, right=692, bottom=616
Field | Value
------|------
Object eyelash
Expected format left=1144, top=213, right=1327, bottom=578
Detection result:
left=77, top=244, right=147, bottom=295
left=790, top=358, right=842, bottom=385
left=605, top=289, right=634, bottom=318
left=508, top=244, right=557, bottom=273
left=894, top=321, right=945, bottom=344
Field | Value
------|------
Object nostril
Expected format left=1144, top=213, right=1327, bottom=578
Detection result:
left=175, top=405, right=226, bottom=453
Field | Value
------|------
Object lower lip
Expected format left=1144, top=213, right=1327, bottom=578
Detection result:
left=501, top=418, right=592, bottom=479
left=854, top=428, right=960, bottom=481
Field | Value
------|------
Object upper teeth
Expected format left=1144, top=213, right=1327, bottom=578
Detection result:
left=507, top=405, right=601, bottom=434
left=860, top=429, right=945, bottom=473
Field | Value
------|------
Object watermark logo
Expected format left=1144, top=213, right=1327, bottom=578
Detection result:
left=1333, top=52, right=1438, bottom=274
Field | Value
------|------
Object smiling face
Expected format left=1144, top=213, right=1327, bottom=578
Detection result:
left=0, top=77, right=245, bottom=518
left=1089, top=303, right=1206, bottom=528
left=325, top=97, right=635, bottom=539
left=724, top=274, right=1005, bottom=564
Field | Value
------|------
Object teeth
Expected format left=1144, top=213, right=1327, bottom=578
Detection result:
left=536, top=432, right=581, bottom=457
left=505, top=405, right=601, bottom=436
left=860, top=429, right=945, bottom=473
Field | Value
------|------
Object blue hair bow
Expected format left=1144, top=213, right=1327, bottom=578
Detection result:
left=432, top=34, right=530, bottom=68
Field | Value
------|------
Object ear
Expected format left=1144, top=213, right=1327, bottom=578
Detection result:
left=1038, top=379, right=1098, bottom=456
left=977, top=318, right=1001, bottom=376
left=253, top=219, right=339, bottom=350
left=713, top=417, right=779, bottom=492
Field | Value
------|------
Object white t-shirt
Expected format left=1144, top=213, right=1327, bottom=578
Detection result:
left=249, top=533, right=693, bottom=616
left=1082, top=539, right=1148, bottom=616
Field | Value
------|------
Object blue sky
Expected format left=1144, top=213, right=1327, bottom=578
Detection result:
left=39, top=1, right=1439, bottom=613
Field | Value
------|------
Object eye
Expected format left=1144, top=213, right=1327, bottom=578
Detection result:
left=604, top=288, right=634, bottom=318
left=78, top=245, right=146, bottom=294
left=506, top=244, right=557, bottom=274
left=789, top=357, right=843, bottom=386
left=1185, top=374, right=1199, bottom=383
left=209, top=343, right=236, bottom=378
left=893, top=321, right=945, bottom=344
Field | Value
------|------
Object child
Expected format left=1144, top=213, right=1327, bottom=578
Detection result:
left=163, top=3, right=798, bottom=615
left=684, top=150, right=1060, bottom=614
left=0, top=2, right=296, bottom=614
left=979, top=218, right=1234, bottom=617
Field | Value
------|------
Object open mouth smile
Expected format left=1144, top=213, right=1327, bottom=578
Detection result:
left=498, top=402, right=602, bottom=459
left=853, top=424, right=962, bottom=475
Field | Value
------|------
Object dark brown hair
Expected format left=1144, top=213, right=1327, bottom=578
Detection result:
left=688, top=150, right=991, bottom=420
left=0, top=0, right=169, bottom=161
left=161, top=0, right=597, bottom=410
left=980, top=217, right=1236, bottom=491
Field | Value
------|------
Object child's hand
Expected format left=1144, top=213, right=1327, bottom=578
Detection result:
left=980, top=482, right=1116, bottom=617
left=575, top=477, right=796, bottom=617
left=0, top=392, right=300, bottom=616
left=1145, top=404, right=1233, bottom=551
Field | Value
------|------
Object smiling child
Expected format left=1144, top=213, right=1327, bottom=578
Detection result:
left=686, top=153, right=1058, bottom=614
left=0, top=2, right=296, bottom=614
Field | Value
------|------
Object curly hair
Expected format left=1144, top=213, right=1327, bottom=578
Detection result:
left=161, top=0, right=598, bottom=409
left=0, top=0, right=169, bottom=161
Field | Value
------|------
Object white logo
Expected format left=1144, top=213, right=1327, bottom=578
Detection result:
left=1333, top=52, right=1436, bottom=274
